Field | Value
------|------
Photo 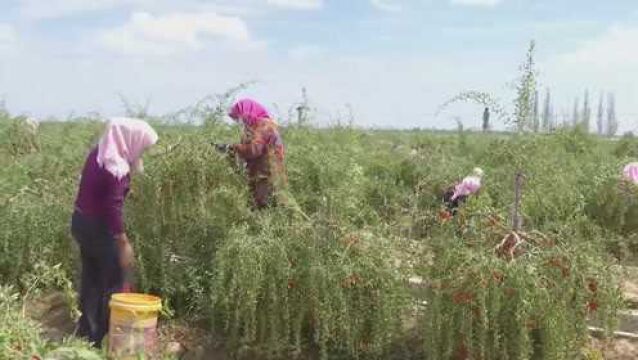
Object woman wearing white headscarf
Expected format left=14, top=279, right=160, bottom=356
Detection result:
left=71, top=117, right=158, bottom=347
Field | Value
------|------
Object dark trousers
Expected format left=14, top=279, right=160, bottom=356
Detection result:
left=71, top=211, right=123, bottom=347
left=442, top=189, right=467, bottom=215
left=250, top=178, right=275, bottom=210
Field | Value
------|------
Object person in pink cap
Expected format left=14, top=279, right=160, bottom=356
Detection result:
left=217, top=98, right=286, bottom=209
left=72, top=117, right=158, bottom=347
left=442, top=167, right=484, bottom=217
left=624, top=162, right=638, bottom=185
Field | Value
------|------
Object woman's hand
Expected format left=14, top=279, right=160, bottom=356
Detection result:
left=116, top=233, right=135, bottom=270
left=214, top=143, right=231, bottom=153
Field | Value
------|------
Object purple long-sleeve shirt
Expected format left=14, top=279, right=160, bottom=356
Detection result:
left=74, top=148, right=130, bottom=235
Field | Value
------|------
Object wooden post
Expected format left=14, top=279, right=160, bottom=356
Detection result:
left=512, top=172, right=525, bottom=231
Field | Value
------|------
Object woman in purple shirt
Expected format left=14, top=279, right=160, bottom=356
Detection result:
left=72, top=117, right=158, bottom=347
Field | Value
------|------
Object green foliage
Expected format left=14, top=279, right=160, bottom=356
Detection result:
left=127, top=129, right=251, bottom=314
left=513, top=40, right=538, bottom=132
left=0, top=116, right=630, bottom=359
left=0, top=285, right=45, bottom=359
left=213, top=219, right=408, bottom=359
left=585, top=178, right=638, bottom=260
left=437, top=91, right=509, bottom=128
left=125, top=126, right=410, bottom=358
left=586, top=179, right=638, bottom=236
left=0, top=164, right=78, bottom=285
left=20, top=262, right=80, bottom=320
left=437, top=40, right=538, bottom=132
left=423, top=216, right=622, bottom=360
left=0, top=286, right=101, bottom=360
left=0, top=115, right=40, bottom=156
left=613, top=133, right=638, bottom=158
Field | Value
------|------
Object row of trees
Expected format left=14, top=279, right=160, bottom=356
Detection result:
left=535, top=89, right=619, bottom=136
left=509, top=41, right=619, bottom=136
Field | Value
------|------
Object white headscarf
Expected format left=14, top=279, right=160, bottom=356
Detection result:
left=97, top=117, right=158, bottom=179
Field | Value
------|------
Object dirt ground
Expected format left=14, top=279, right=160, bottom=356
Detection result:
left=596, top=267, right=638, bottom=359
left=590, top=338, right=638, bottom=360
left=622, top=266, right=638, bottom=309
left=27, top=292, right=77, bottom=343
left=26, top=292, right=224, bottom=359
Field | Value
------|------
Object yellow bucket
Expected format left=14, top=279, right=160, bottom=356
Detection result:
left=108, top=293, right=162, bottom=360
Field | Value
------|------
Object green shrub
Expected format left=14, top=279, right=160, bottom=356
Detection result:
left=586, top=178, right=638, bottom=236
left=613, top=133, right=638, bottom=158
left=212, top=219, right=409, bottom=359
left=0, top=285, right=100, bottom=360
left=0, top=116, right=40, bottom=156
left=423, top=217, right=622, bottom=360
left=0, top=119, right=630, bottom=359
left=127, top=133, right=251, bottom=314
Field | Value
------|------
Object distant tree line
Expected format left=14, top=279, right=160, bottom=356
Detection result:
left=442, top=40, right=622, bottom=137
left=495, top=41, right=618, bottom=136
left=497, top=88, right=619, bottom=136
left=548, top=90, right=618, bottom=136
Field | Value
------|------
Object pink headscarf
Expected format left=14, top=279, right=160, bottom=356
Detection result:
left=451, top=168, right=483, bottom=201
left=228, top=98, right=271, bottom=126
left=451, top=176, right=481, bottom=201
left=624, top=162, right=638, bottom=184
left=97, top=117, right=159, bottom=179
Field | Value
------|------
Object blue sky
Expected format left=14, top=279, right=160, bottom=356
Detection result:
left=0, top=0, right=637, bottom=131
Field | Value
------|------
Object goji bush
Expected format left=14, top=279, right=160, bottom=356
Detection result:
left=422, top=202, right=622, bottom=360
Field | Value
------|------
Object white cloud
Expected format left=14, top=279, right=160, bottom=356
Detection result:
left=19, top=0, right=149, bottom=19
left=0, top=24, right=17, bottom=51
left=450, top=0, right=501, bottom=7
left=266, top=0, right=323, bottom=10
left=555, top=25, right=638, bottom=68
left=17, top=0, right=260, bottom=20
left=370, top=0, right=402, bottom=12
left=100, top=12, right=258, bottom=55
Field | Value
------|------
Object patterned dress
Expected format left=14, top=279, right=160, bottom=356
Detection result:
left=233, top=119, right=286, bottom=208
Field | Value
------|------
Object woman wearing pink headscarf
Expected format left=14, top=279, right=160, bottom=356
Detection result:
left=442, top=167, right=484, bottom=217
left=72, top=117, right=158, bottom=347
left=221, top=98, right=286, bottom=209
left=624, top=162, right=638, bottom=185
